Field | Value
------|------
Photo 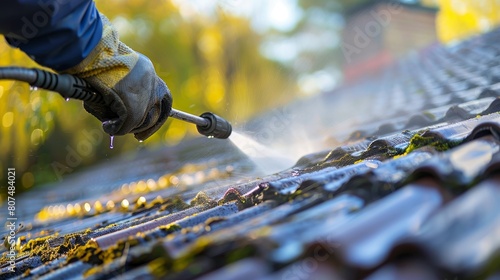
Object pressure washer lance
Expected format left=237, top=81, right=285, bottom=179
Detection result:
left=0, top=67, right=232, bottom=139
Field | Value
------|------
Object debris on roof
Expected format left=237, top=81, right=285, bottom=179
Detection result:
left=3, top=27, right=500, bottom=280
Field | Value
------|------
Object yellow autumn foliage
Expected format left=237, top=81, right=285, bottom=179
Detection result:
left=436, top=0, right=500, bottom=42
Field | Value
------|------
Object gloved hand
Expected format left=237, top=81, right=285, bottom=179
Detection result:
left=63, top=14, right=172, bottom=141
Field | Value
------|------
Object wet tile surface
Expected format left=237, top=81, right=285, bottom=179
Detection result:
left=3, top=28, right=500, bottom=280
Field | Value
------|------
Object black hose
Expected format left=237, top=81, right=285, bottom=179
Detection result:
left=0, top=67, right=37, bottom=84
left=0, top=67, right=233, bottom=138
left=0, top=67, right=102, bottom=103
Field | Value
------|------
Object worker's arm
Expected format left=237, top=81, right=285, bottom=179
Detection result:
left=0, top=0, right=102, bottom=71
left=1, top=1, right=172, bottom=140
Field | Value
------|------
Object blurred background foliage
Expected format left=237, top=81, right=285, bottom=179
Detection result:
left=1, top=0, right=500, bottom=197
left=436, top=0, right=500, bottom=42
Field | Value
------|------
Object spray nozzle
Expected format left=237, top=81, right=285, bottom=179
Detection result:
left=196, top=112, right=232, bottom=139
left=168, top=109, right=232, bottom=139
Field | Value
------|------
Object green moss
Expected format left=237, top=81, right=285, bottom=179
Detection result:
left=159, top=196, right=190, bottom=212
left=288, top=190, right=303, bottom=201
left=67, top=239, right=102, bottom=264
left=139, top=235, right=259, bottom=278
left=175, top=238, right=257, bottom=271
left=475, top=253, right=500, bottom=280
left=103, top=223, right=119, bottom=230
left=191, top=192, right=217, bottom=208
left=19, top=235, right=60, bottom=262
left=422, top=111, right=436, bottom=120
left=171, top=237, right=211, bottom=273
left=80, top=240, right=171, bottom=277
left=225, top=244, right=256, bottom=264
left=321, top=153, right=358, bottom=167
left=69, top=236, right=140, bottom=267
left=385, top=146, right=401, bottom=157
left=403, top=134, right=461, bottom=156
left=159, top=223, right=182, bottom=234
left=14, top=231, right=91, bottom=263
left=22, top=269, right=31, bottom=277
left=83, top=266, right=103, bottom=278
left=204, top=217, right=227, bottom=229
left=148, top=257, right=171, bottom=278
left=405, top=134, right=435, bottom=154
left=19, top=235, right=54, bottom=254
left=218, top=188, right=249, bottom=207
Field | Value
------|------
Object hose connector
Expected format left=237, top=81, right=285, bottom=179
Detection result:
left=31, top=69, right=102, bottom=103
left=197, top=112, right=232, bottom=139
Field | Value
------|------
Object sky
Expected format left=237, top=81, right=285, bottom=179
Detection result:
left=171, top=0, right=303, bottom=32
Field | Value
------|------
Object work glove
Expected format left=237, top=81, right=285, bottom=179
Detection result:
left=63, top=14, right=172, bottom=141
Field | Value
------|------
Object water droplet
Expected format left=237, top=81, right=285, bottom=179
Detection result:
left=365, top=161, right=379, bottom=169
left=139, top=140, right=144, bottom=143
left=65, top=98, right=70, bottom=102
left=110, top=135, right=114, bottom=149
left=30, top=86, right=38, bottom=91
left=208, top=135, right=214, bottom=139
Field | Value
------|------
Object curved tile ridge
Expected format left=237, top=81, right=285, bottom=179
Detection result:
left=307, top=178, right=445, bottom=277
left=356, top=96, right=500, bottom=141
left=464, top=120, right=500, bottom=142
left=406, top=136, right=499, bottom=191
left=422, top=111, right=500, bottom=141
left=341, top=150, right=436, bottom=201
left=411, top=174, right=500, bottom=277
left=93, top=204, right=211, bottom=249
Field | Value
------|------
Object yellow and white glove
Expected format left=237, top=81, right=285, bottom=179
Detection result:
left=63, top=14, right=172, bottom=141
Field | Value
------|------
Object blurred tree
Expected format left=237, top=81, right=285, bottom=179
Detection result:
left=436, top=0, right=500, bottom=42
left=260, top=0, right=346, bottom=96
left=0, top=0, right=296, bottom=198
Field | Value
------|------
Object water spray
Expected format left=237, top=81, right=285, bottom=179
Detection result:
left=0, top=67, right=232, bottom=139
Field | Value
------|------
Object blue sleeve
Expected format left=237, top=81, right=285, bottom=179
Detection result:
left=0, top=0, right=102, bottom=71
